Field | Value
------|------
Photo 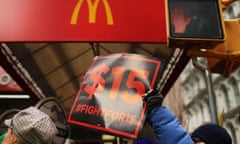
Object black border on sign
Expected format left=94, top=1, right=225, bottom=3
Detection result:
left=67, top=54, right=162, bottom=139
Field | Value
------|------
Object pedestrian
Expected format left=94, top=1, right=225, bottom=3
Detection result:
left=191, top=123, right=232, bottom=144
left=143, top=89, right=232, bottom=144
left=1, top=106, right=58, bottom=144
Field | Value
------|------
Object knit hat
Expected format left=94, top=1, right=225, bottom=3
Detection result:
left=4, top=106, right=58, bottom=144
left=191, top=123, right=232, bottom=144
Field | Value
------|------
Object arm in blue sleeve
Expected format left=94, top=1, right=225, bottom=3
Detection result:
left=147, top=106, right=194, bottom=144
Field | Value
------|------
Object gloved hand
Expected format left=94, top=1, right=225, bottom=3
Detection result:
left=142, top=89, right=164, bottom=113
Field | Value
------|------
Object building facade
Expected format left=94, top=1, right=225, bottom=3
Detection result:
left=179, top=59, right=240, bottom=143
left=165, top=1, right=240, bottom=144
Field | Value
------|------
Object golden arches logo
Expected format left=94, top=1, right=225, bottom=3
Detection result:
left=71, top=0, right=114, bottom=25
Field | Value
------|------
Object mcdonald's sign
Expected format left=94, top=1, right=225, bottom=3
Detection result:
left=0, top=0, right=167, bottom=43
left=71, top=0, right=114, bottom=25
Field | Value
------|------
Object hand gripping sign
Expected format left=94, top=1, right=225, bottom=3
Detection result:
left=67, top=53, right=166, bottom=139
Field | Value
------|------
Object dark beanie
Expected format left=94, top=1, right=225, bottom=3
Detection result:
left=191, top=123, right=232, bottom=144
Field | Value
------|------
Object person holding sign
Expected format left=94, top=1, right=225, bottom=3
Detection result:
left=142, top=89, right=193, bottom=144
left=143, top=89, right=232, bottom=144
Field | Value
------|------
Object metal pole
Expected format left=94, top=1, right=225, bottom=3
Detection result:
left=203, top=70, right=218, bottom=123
left=192, top=57, right=218, bottom=123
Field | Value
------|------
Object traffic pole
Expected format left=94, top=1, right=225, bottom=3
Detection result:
left=192, top=57, right=218, bottom=124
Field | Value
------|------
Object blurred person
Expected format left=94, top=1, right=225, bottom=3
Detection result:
left=1, top=106, right=58, bottom=144
left=143, top=89, right=193, bottom=144
left=143, top=89, right=232, bottom=144
left=191, top=123, right=232, bottom=144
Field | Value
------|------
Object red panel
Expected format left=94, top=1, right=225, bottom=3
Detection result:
left=0, top=66, right=23, bottom=92
left=0, top=0, right=167, bottom=43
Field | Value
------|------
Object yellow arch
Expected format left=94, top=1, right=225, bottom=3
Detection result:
left=70, top=0, right=114, bottom=25
left=103, top=0, right=114, bottom=25
left=71, top=0, right=84, bottom=24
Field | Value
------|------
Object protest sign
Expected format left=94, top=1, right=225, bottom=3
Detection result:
left=68, top=53, right=166, bottom=138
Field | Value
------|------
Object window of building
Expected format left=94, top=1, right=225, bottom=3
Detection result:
left=219, top=84, right=231, bottom=111
left=229, top=77, right=240, bottom=105
left=226, top=122, right=237, bottom=144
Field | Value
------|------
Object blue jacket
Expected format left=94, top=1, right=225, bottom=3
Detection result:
left=148, top=106, right=194, bottom=144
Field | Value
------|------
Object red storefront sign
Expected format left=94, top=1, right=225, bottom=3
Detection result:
left=0, top=66, right=23, bottom=92
left=0, top=0, right=167, bottom=43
